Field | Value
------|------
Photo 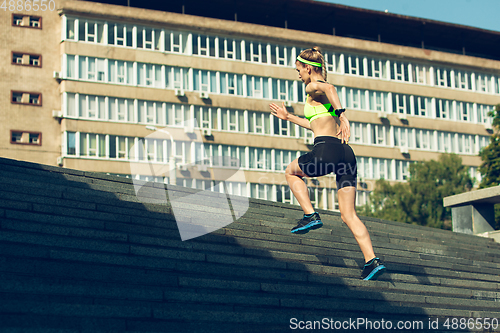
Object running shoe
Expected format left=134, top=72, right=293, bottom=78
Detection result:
left=291, top=212, right=323, bottom=234
left=360, top=257, right=386, bottom=280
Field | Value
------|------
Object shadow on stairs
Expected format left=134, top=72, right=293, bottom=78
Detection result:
left=0, top=157, right=499, bottom=332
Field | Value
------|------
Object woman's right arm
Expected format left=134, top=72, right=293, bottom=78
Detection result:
left=269, top=102, right=311, bottom=130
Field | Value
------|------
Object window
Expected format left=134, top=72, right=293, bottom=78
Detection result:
left=392, top=93, right=410, bottom=115
left=457, top=102, right=473, bottom=122
left=475, top=74, right=491, bottom=93
left=454, top=70, right=472, bottom=90
left=107, top=59, right=133, bottom=84
left=366, top=57, right=387, bottom=79
left=79, top=95, right=105, bottom=119
left=30, top=55, right=41, bottom=67
left=138, top=100, right=164, bottom=124
left=415, top=129, right=433, bottom=150
left=324, top=51, right=342, bottom=74
left=435, top=67, right=451, bottom=88
left=218, top=37, right=243, bottom=60
left=371, top=124, right=389, bottom=146
left=193, top=70, right=217, bottom=93
left=195, top=106, right=217, bottom=130
left=391, top=61, right=409, bottom=82
left=435, top=99, right=454, bottom=120
left=67, top=132, right=76, bottom=155
left=248, top=111, right=271, bottom=135
left=245, top=41, right=267, bottom=63
left=80, top=133, right=106, bottom=157
left=137, top=63, right=162, bottom=87
left=30, top=17, right=41, bottom=28
left=11, top=52, right=42, bottom=67
left=394, top=127, right=413, bottom=148
left=107, top=23, right=133, bottom=47
left=477, top=104, right=493, bottom=125
left=66, top=17, right=76, bottom=40
left=12, top=53, right=23, bottom=64
left=78, top=20, right=104, bottom=43
left=412, top=65, right=429, bottom=84
left=12, top=14, right=42, bottom=29
left=247, top=76, right=270, bottom=99
left=351, top=122, right=368, bottom=144
left=220, top=73, right=243, bottom=96
left=165, top=30, right=186, bottom=53
left=192, top=34, right=216, bottom=57
left=221, top=109, right=244, bottom=132
left=11, top=91, right=42, bottom=106
left=270, top=44, right=295, bottom=67
left=413, top=96, right=431, bottom=117
left=344, top=54, right=364, bottom=76
left=13, top=15, right=23, bottom=26
left=437, top=131, right=455, bottom=153
left=369, top=91, right=389, bottom=112
left=274, top=117, right=297, bottom=137
left=395, top=160, right=410, bottom=181
left=346, top=88, right=367, bottom=110
left=166, top=66, right=189, bottom=91
left=10, top=130, right=41, bottom=146
left=79, top=56, right=105, bottom=82
left=249, top=148, right=272, bottom=170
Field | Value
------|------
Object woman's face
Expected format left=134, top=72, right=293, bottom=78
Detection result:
left=296, top=61, right=310, bottom=84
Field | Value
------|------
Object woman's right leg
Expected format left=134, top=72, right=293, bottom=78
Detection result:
left=285, top=158, right=314, bottom=215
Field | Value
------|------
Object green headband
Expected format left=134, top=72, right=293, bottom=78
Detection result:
left=297, top=56, right=322, bottom=67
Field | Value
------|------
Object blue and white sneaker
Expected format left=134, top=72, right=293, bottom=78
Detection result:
left=361, top=257, right=386, bottom=280
left=291, top=212, right=323, bottom=234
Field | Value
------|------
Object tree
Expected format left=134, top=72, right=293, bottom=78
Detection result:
left=479, top=104, right=500, bottom=188
left=359, top=153, right=472, bottom=229
left=478, top=104, right=500, bottom=230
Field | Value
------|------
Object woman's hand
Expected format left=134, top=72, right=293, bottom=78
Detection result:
left=337, top=113, right=350, bottom=144
left=269, top=102, right=289, bottom=120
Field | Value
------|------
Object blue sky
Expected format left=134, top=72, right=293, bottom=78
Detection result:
left=318, top=0, right=500, bottom=33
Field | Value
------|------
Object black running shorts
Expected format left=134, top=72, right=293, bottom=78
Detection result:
left=298, top=136, right=357, bottom=189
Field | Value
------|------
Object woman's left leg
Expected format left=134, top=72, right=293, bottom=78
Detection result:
left=337, top=185, right=376, bottom=263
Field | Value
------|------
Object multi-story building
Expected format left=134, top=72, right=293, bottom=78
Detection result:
left=2, top=0, right=500, bottom=211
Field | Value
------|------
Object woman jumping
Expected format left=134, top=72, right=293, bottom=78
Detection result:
left=269, top=47, right=386, bottom=281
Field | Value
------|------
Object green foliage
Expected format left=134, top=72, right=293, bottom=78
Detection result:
left=479, top=104, right=500, bottom=189
left=359, top=153, right=472, bottom=229
left=478, top=104, right=500, bottom=229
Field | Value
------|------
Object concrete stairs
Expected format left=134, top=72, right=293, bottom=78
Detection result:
left=0, top=157, right=499, bottom=332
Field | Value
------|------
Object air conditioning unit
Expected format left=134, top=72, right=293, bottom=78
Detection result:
left=52, top=110, right=63, bottom=119
left=174, top=89, right=185, bottom=97
left=53, top=71, right=61, bottom=79
left=377, top=111, right=388, bottom=119
left=284, top=100, right=292, bottom=107
left=57, top=156, right=64, bottom=166
left=397, top=113, right=407, bottom=120
left=201, top=128, right=212, bottom=136
left=200, top=91, right=209, bottom=99
left=484, top=123, right=493, bottom=131
left=197, top=164, right=208, bottom=172
left=400, top=146, right=409, bottom=154
left=304, top=136, right=314, bottom=145
left=184, top=125, right=195, bottom=134
left=178, top=163, right=189, bottom=171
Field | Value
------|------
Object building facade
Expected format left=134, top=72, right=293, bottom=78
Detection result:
left=2, top=0, right=500, bottom=211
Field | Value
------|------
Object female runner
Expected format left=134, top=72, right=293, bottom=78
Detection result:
left=269, top=47, right=386, bottom=280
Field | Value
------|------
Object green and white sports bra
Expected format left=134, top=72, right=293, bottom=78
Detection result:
left=303, top=80, right=339, bottom=122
